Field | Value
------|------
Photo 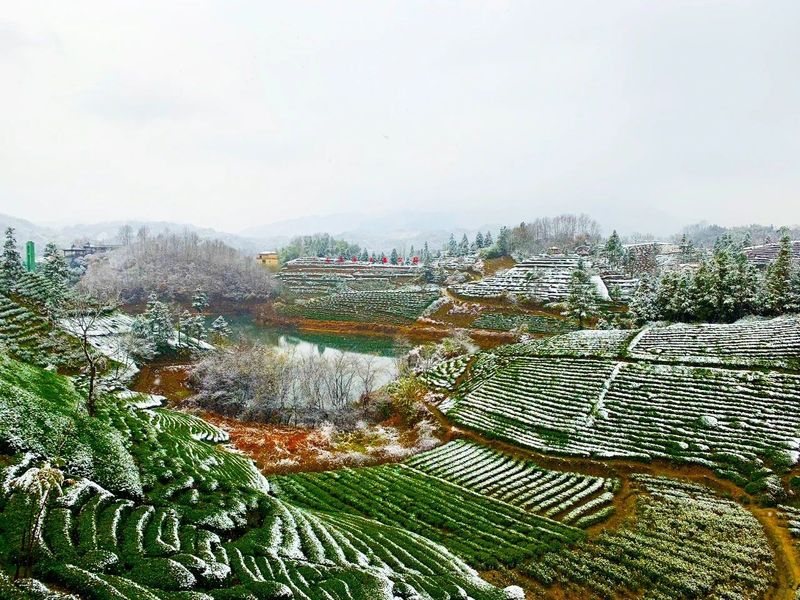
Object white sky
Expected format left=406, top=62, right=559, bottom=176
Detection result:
left=1, top=1, right=799, bottom=233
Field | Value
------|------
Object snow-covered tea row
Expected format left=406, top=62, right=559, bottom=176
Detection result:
left=0, top=293, right=84, bottom=368
left=406, top=440, right=618, bottom=527
left=471, top=312, right=577, bottom=333
left=275, top=462, right=585, bottom=572
left=277, top=289, right=442, bottom=325
left=450, top=255, right=622, bottom=303
left=447, top=356, right=800, bottom=481
left=628, top=314, right=800, bottom=368
left=496, top=315, right=800, bottom=368
left=528, top=475, right=773, bottom=599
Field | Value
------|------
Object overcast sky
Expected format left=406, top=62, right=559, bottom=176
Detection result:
left=1, top=1, right=799, bottom=234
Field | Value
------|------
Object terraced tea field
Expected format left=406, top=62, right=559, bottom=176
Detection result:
left=437, top=316, right=800, bottom=488
left=406, top=440, right=618, bottom=527
left=277, top=288, right=441, bottom=325
left=471, top=312, right=577, bottom=333
left=0, top=292, right=84, bottom=369
left=0, top=356, right=510, bottom=599
left=528, top=475, right=774, bottom=599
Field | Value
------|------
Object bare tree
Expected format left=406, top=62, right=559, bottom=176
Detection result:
left=356, top=355, right=386, bottom=409
left=63, top=291, right=118, bottom=415
left=322, top=353, right=358, bottom=411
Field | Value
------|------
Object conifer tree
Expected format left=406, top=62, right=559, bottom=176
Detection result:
left=447, top=234, right=458, bottom=256
left=191, top=289, right=209, bottom=313
left=484, top=231, right=493, bottom=247
left=603, top=230, right=625, bottom=266
left=563, top=261, right=599, bottom=328
left=764, top=233, right=794, bottom=315
left=629, top=275, right=660, bottom=323
left=422, top=241, right=431, bottom=265
left=496, top=227, right=510, bottom=256
left=475, top=231, right=484, bottom=249
left=390, top=248, right=399, bottom=265
left=458, top=234, right=469, bottom=256
left=1, top=227, right=23, bottom=290
left=211, top=315, right=232, bottom=341
left=678, top=234, right=696, bottom=263
left=42, top=243, right=69, bottom=287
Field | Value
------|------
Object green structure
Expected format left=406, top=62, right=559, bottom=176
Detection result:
left=25, top=241, right=35, bottom=272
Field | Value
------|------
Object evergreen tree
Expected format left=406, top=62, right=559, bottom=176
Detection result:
left=447, top=234, right=458, bottom=256
left=191, top=289, right=209, bottom=313
left=390, top=248, right=399, bottom=265
left=422, top=241, right=431, bottom=265
left=678, top=234, right=696, bottom=263
left=0, top=227, right=23, bottom=290
left=496, top=227, right=510, bottom=256
left=41, top=243, right=71, bottom=312
left=484, top=231, right=493, bottom=247
left=41, top=243, right=69, bottom=287
left=563, top=261, right=599, bottom=328
left=178, top=310, right=193, bottom=347
left=458, top=234, right=469, bottom=256
left=686, top=262, right=713, bottom=322
left=603, top=230, right=625, bottom=266
left=764, top=233, right=794, bottom=315
left=409, top=245, right=415, bottom=261
left=189, top=315, right=207, bottom=343
left=140, top=293, right=173, bottom=351
left=210, top=315, right=232, bottom=341
left=629, top=276, right=660, bottom=323
left=359, top=248, right=369, bottom=262
left=475, top=231, right=484, bottom=249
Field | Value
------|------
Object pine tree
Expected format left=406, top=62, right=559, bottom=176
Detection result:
left=475, top=231, right=484, bottom=249
left=678, top=234, right=696, bottom=263
left=458, top=234, right=469, bottom=256
left=484, top=231, right=493, bottom=247
left=764, top=233, right=794, bottom=315
left=191, top=289, right=209, bottom=313
left=41, top=243, right=70, bottom=310
left=390, top=248, right=399, bottom=265
left=0, top=227, right=23, bottom=290
left=409, top=245, right=415, bottom=261
left=563, top=261, right=599, bottom=328
left=190, top=315, right=207, bottom=343
left=629, top=275, right=660, bottom=323
left=42, top=243, right=69, bottom=286
left=603, top=230, right=625, bottom=266
left=141, top=293, right=173, bottom=351
left=496, top=227, right=510, bottom=256
left=210, top=315, right=232, bottom=341
left=447, top=234, right=458, bottom=256
left=422, top=241, right=431, bottom=265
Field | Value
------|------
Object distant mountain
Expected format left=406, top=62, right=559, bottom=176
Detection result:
left=0, top=214, right=263, bottom=255
left=242, top=212, right=503, bottom=253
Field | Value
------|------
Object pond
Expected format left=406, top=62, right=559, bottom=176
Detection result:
left=219, top=314, right=405, bottom=386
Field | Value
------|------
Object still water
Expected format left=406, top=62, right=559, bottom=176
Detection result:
left=220, top=314, right=404, bottom=384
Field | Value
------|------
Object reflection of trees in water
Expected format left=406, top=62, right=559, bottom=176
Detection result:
left=190, top=343, right=394, bottom=427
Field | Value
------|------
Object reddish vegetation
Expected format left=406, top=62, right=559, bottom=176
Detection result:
left=133, top=362, right=194, bottom=400
left=195, top=412, right=438, bottom=474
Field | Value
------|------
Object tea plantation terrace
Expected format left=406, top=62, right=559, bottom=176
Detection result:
left=450, top=255, right=628, bottom=303
left=0, top=354, right=515, bottom=599
left=434, top=315, right=800, bottom=488
left=277, top=288, right=442, bottom=325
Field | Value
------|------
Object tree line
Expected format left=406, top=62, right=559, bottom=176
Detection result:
left=80, top=230, right=274, bottom=303
left=630, top=233, right=799, bottom=324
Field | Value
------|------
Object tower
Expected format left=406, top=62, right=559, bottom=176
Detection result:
left=25, top=241, right=35, bottom=272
